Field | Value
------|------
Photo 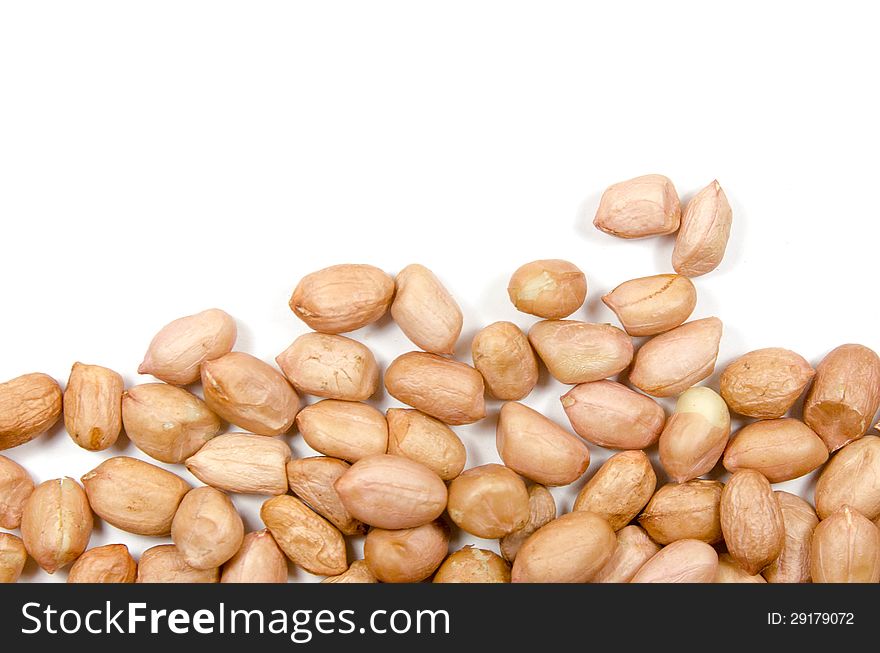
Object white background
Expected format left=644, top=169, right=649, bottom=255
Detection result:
left=1, top=1, right=878, bottom=582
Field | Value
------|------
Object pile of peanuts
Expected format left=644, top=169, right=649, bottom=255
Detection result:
left=2, top=173, right=879, bottom=584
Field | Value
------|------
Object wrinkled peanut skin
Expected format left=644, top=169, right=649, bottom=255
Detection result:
left=81, top=456, right=190, bottom=536
left=815, top=435, right=880, bottom=521
left=287, top=457, right=366, bottom=535
left=593, top=174, right=681, bottom=239
left=296, top=400, right=388, bottom=463
left=20, top=478, right=93, bottom=573
left=221, top=530, right=288, bottom=584
left=172, top=486, right=244, bottom=570
left=0, top=373, right=62, bottom=451
left=496, top=402, right=590, bottom=487
left=811, top=506, right=880, bottom=583
left=639, top=480, right=724, bottom=545
left=629, top=318, right=723, bottom=397
left=528, top=320, right=633, bottom=385
left=472, top=321, right=539, bottom=401
left=804, top=344, right=880, bottom=452
left=384, top=352, right=486, bottom=425
left=561, top=380, right=666, bottom=449
left=511, top=511, right=616, bottom=583
left=573, top=450, right=656, bottom=530
left=602, top=274, right=696, bottom=337
left=64, top=363, right=124, bottom=451
left=186, top=433, right=291, bottom=495
left=289, top=264, right=394, bottom=334
left=507, top=259, right=587, bottom=319
left=591, top=525, right=660, bottom=583
left=720, top=470, right=785, bottom=575
left=720, top=348, right=815, bottom=419
left=631, top=539, right=719, bottom=583
left=365, top=520, right=449, bottom=583
left=68, top=544, right=137, bottom=584
left=386, top=409, right=466, bottom=481
left=672, top=180, right=733, bottom=277
left=433, top=547, right=511, bottom=583
left=447, top=464, right=530, bottom=539
left=276, top=333, right=379, bottom=401
left=137, top=545, right=219, bottom=583
left=714, top=553, right=766, bottom=583
left=261, top=495, right=348, bottom=576
left=0, top=454, right=34, bottom=529
left=0, top=533, right=27, bottom=583
left=322, top=560, right=378, bottom=584
left=138, top=308, right=237, bottom=386
left=763, top=491, right=818, bottom=584
left=202, top=352, right=300, bottom=436
left=723, top=419, right=828, bottom=483
left=391, top=264, right=463, bottom=355
left=334, top=454, right=447, bottom=530
left=500, top=484, right=556, bottom=563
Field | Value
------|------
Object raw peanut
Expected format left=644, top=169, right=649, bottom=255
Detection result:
left=261, top=495, right=348, bottom=576
left=574, top=450, right=656, bottom=530
left=811, top=506, right=880, bottom=583
left=593, top=174, right=681, bottom=239
left=0, top=533, right=27, bottom=583
left=433, top=547, right=511, bottom=583
left=723, top=418, right=828, bottom=483
left=386, top=408, right=466, bottom=480
left=592, top=525, right=660, bottom=583
left=221, top=530, right=288, bottom=583
left=68, top=544, right=137, bottom=584
left=287, top=457, right=366, bottom=535
left=639, top=480, right=723, bottom=545
left=631, top=540, right=719, bottom=583
left=122, top=383, right=222, bottom=464
left=391, top=264, right=463, bottom=355
left=719, top=348, right=815, bottom=418
left=471, top=322, right=539, bottom=401
left=0, top=454, right=34, bottom=529
left=804, top=344, right=880, bottom=452
left=364, top=520, right=449, bottom=583
left=720, top=470, right=785, bottom=575
left=384, top=352, right=486, bottom=425
left=137, top=545, right=219, bottom=583
left=81, top=456, right=190, bottom=536
left=0, top=373, right=62, bottom=450
left=659, top=386, right=731, bottom=483
left=447, top=464, right=530, bottom=538
left=290, top=264, right=394, bottom=334
left=629, top=318, right=723, bottom=397
left=496, top=402, right=590, bottom=487
left=20, top=478, right=92, bottom=573
left=507, top=259, right=587, bottom=319
left=276, top=333, right=379, bottom=401
left=185, top=433, right=291, bottom=495
left=602, top=274, right=696, bottom=337
left=500, top=484, right=556, bottom=562
left=201, top=352, right=300, bottom=436
left=171, top=487, right=244, bottom=570
left=322, top=560, right=378, bottom=584
left=815, top=435, right=880, bottom=520
left=296, top=400, right=388, bottom=463
left=528, top=320, right=633, bottom=384
left=334, top=454, right=447, bottom=529
left=672, top=180, right=733, bottom=277
left=138, top=308, right=237, bottom=386
left=561, top=380, right=666, bottom=449
left=511, top=511, right=616, bottom=583
left=64, top=362, right=124, bottom=451
left=763, top=491, right=818, bottom=584
left=714, top=553, right=767, bottom=583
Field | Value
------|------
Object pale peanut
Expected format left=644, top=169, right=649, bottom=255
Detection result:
left=471, top=322, right=539, bottom=401
left=447, top=464, right=530, bottom=538
left=287, top=457, right=366, bottom=535
left=64, top=362, right=124, bottom=451
left=322, top=560, right=378, bottom=584
left=672, top=180, right=733, bottom=277
left=20, top=478, right=92, bottom=573
left=261, top=495, right=347, bottom=576
left=528, top=320, right=633, bottom=384
left=561, top=380, right=665, bottom=449
left=714, top=553, right=767, bottom=583
left=631, top=540, right=719, bottom=583
left=364, top=520, right=449, bottom=583
left=386, top=408, right=466, bottom=480
left=0, top=454, right=34, bottom=529
left=507, top=259, right=587, bottom=319
left=639, top=480, right=723, bottom=545
left=593, top=174, right=681, bottom=239
left=720, top=470, right=785, bottom=575
left=295, top=400, right=388, bottom=462
left=723, top=418, right=828, bottom=483
left=221, top=530, right=288, bottom=583
left=276, top=333, right=379, bottom=401
left=763, top=491, right=818, bottom=584
left=0, top=533, right=27, bottom=583
left=719, top=348, right=815, bottom=418
left=137, top=545, right=219, bottom=583
left=138, top=308, right=237, bottom=386
left=602, top=274, right=696, bottom=337
left=659, top=386, right=730, bottom=483
left=391, top=264, right=463, bottom=355
left=0, top=373, right=62, bottom=451
left=68, top=544, right=137, bottom=584
left=186, top=433, right=291, bottom=495
left=496, top=401, right=590, bottom=487
left=499, top=484, right=556, bottom=563
left=433, top=547, right=511, bottom=583
left=592, top=525, right=660, bottom=583
left=815, top=435, right=880, bottom=521
left=172, top=486, right=244, bottom=570
left=811, top=506, right=880, bottom=583
left=574, top=450, right=656, bottom=530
